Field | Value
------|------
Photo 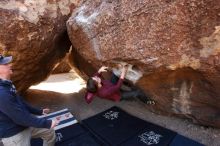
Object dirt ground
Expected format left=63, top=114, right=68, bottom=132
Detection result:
left=1, top=72, right=219, bottom=146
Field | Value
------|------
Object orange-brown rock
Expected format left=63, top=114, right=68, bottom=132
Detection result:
left=67, top=0, right=220, bottom=127
left=0, top=0, right=82, bottom=92
left=52, top=53, right=71, bottom=74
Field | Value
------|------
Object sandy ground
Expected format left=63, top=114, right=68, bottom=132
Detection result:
left=1, top=72, right=220, bottom=146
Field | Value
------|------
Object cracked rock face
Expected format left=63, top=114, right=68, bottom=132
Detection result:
left=67, top=0, right=220, bottom=127
left=0, top=0, right=81, bottom=91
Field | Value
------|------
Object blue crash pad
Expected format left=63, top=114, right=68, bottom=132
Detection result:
left=82, top=106, right=177, bottom=146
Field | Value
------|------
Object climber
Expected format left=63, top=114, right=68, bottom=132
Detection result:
left=85, top=64, right=155, bottom=104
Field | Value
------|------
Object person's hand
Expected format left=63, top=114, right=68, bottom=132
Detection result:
left=98, top=66, right=108, bottom=73
left=122, top=64, right=129, bottom=73
left=120, top=64, right=128, bottom=79
left=42, top=108, right=50, bottom=115
left=122, top=64, right=128, bottom=72
left=51, top=119, right=60, bottom=128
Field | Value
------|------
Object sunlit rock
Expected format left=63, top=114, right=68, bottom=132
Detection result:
left=67, top=0, right=220, bottom=128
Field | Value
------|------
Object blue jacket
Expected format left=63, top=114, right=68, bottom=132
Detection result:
left=0, top=79, right=52, bottom=138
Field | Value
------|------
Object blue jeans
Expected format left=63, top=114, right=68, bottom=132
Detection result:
left=110, top=73, right=119, bottom=85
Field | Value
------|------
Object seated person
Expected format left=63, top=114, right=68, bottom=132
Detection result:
left=0, top=55, right=59, bottom=146
left=85, top=65, right=155, bottom=104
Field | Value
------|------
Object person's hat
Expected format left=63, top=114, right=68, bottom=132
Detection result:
left=0, top=54, right=12, bottom=65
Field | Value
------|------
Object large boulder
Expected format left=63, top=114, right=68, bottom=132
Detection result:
left=0, top=0, right=82, bottom=92
left=67, top=0, right=220, bottom=128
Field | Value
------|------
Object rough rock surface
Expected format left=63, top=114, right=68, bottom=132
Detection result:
left=67, top=0, right=220, bottom=128
left=52, top=53, right=71, bottom=74
left=0, top=0, right=81, bottom=91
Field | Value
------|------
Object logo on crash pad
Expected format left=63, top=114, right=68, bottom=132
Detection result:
left=138, top=131, right=162, bottom=145
left=56, top=133, right=63, bottom=142
left=103, top=111, right=119, bottom=120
